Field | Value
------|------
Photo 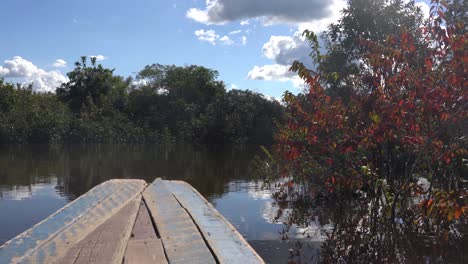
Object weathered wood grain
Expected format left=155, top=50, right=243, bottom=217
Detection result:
left=124, top=239, right=167, bottom=264
left=58, top=195, right=141, bottom=264
left=0, top=180, right=121, bottom=263
left=0, top=179, right=146, bottom=264
left=123, top=201, right=167, bottom=264
left=166, top=180, right=265, bottom=264
left=143, top=178, right=216, bottom=264
left=130, top=201, right=158, bottom=240
left=1, top=178, right=266, bottom=264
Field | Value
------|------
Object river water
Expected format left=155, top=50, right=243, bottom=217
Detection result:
left=0, top=144, right=323, bottom=263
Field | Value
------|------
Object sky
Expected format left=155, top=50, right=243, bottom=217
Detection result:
left=0, top=0, right=430, bottom=99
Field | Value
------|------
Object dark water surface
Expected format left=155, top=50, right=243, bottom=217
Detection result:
left=0, top=144, right=321, bottom=263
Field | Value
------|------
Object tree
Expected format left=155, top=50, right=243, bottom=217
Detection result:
left=137, top=64, right=225, bottom=107
left=0, top=79, right=71, bottom=143
left=223, top=90, right=285, bottom=144
left=56, top=56, right=129, bottom=115
left=308, top=0, right=427, bottom=101
left=277, top=0, right=467, bottom=262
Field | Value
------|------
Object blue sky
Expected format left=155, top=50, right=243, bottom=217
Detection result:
left=0, top=0, right=430, bottom=98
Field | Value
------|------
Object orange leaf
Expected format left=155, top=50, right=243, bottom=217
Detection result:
left=428, top=198, right=433, bottom=207
left=454, top=207, right=462, bottom=219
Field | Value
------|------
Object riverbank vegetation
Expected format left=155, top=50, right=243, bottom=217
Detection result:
left=0, top=61, right=284, bottom=144
left=260, top=0, right=467, bottom=262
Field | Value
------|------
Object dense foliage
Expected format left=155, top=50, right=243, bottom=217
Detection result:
left=0, top=60, right=284, bottom=144
left=270, top=0, right=467, bottom=262
left=319, top=0, right=428, bottom=101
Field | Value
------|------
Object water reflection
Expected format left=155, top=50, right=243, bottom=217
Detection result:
left=0, top=179, right=63, bottom=200
left=0, top=144, right=332, bottom=263
left=0, top=144, right=259, bottom=200
left=0, top=145, right=296, bottom=249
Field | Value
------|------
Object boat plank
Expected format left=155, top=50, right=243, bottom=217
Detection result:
left=124, top=239, right=167, bottom=264
left=1, top=179, right=146, bottom=264
left=130, top=201, right=157, bottom=240
left=0, top=180, right=122, bottom=263
left=123, top=201, right=167, bottom=263
left=58, top=195, right=141, bottom=264
left=166, top=180, right=265, bottom=264
left=143, top=178, right=216, bottom=264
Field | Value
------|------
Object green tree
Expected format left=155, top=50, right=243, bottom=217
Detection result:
left=315, top=0, right=427, bottom=100
left=56, top=56, right=129, bottom=115
left=133, top=64, right=226, bottom=141
left=137, top=64, right=225, bottom=107
left=0, top=79, right=71, bottom=143
left=223, top=90, right=285, bottom=144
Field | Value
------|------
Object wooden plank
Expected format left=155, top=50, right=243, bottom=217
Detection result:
left=124, top=239, right=167, bottom=264
left=0, top=179, right=146, bottom=264
left=0, top=179, right=122, bottom=263
left=130, top=201, right=157, bottom=240
left=166, top=180, right=265, bottom=264
left=58, top=195, right=142, bottom=264
left=143, top=178, right=216, bottom=264
left=123, top=201, right=167, bottom=264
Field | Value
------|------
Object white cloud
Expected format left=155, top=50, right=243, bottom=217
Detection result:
left=187, top=0, right=345, bottom=88
left=262, top=94, right=281, bottom=102
left=0, top=56, right=68, bottom=92
left=90, top=55, right=107, bottom=61
left=52, top=59, right=67, bottom=68
left=187, top=0, right=343, bottom=26
left=246, top=30, right=317, bottom=86
left=0, top=67, right=8, bottom=75
left=415, top=1, right=430, bottom=20
left=195, top=29, right=219, bottom=45
left=262, top=31, right=312, bottom=66
left=229, top=30, right=242, bottom=35
left=195, top=29, right=245, bottom=46
left=229, top=83, right=239, bottom=90
left=219, top=35, right=234, bottom=45
left=247, top=64, right=304, bottom=88
left=241, top=36, right=247, bottom=46
left=247, top=64, right=293, bottom=80
left=131, top=78, right=148, bottom=87
left=240, top=19, right=250, bottom=26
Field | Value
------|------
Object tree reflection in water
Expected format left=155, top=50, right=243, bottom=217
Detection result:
left=267, top=182, right=468, bottom=264
left=0, top=143, right=260, bottom=201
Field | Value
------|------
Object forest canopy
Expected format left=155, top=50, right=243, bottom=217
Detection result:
left=0, top=59, right=285, bottom=144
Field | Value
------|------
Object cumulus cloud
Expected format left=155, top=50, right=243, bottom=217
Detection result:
left=240, top=19, right=250, bottom=26
left=187, top=0, right=345, bottom=87
left=247, top=64, right=304, bottom=87
left=0, top=67, right=8, bottom=75
left=187, top=0, right=343, bottom=25
left=195, top=29, right=220, bottom=45
left=262, top=31, right=312, bottom=66
left=90, top=55, right=107, bottom=61
left=245, top=30, right=318, bottom=86
left=219, top=35, right=234, bottom=45
left=195, top=29, right=245, bottom=46
left=52, top=59, right=67, bottom=68
left=0, top=56, right=68, bottom=92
